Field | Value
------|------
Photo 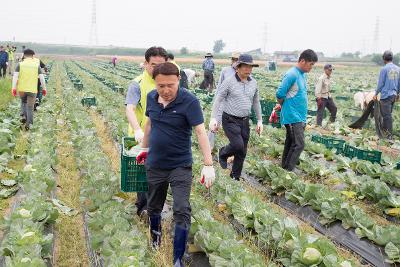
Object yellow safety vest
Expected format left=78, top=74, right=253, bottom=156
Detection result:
left=127, top=70, right=156, bottom=136
left=7, top=50, right=14, bottom=61
left=17, top=58, right=40, bottom=93
left=170, top=60, right=181, bottom=72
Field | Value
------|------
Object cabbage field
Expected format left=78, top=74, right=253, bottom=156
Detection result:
left=0, top=59, right=399, bottom=267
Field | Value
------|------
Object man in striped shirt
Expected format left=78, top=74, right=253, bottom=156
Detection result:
left=209, top=54, right=263, bottom=180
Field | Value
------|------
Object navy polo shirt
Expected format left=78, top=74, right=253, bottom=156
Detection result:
left=145, top=88, right=204, bottom=169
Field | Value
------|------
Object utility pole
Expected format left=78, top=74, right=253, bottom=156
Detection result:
left=89, top=0, right=98, bottom=46
left=372, top=16, right=380, bottom=54
left=262, top=23, right=268, bottom=54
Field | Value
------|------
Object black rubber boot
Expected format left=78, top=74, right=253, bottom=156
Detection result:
left=149, top=215, right=162, bottom=249
left=173, top=224, right=189, bottom=267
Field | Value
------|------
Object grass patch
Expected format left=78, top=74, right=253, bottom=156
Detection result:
left=53, top=68, right=89, bottom=267
left=0, top=78, right=12, bottom=110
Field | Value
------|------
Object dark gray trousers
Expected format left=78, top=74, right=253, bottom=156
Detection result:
left=220, top=112, right=250, bottom=179
left=199, top=70, right=214, bottom=92
left=380, top=95, right=396, bottom=136
left=146, top=166, right=192, bottom=229
left=282, top=122, right=305, bottom=171
left=19, top=92, right=36, bottom=127
left=316, top=97, right=337, bottom=126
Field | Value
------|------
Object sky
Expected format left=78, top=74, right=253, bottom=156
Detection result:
left=1, top=0, right=399, bottom=57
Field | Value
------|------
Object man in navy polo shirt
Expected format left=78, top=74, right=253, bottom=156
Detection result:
left=136, top=62, right=215, bottom=266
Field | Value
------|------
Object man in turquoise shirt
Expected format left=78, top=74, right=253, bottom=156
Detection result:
left=373, top=51, right=400, bottom=138
left=276, top=49, right=318, bottom=171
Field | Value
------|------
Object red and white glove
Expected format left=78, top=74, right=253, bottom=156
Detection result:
left=269, top=110, right=278, bottom=123
left=200, top=165, right=215, bottom=189
left=42, top=88, right=47, bottom=96
left=11, top=88, right=17, bottom=97
left=136, top=148, right=149, bottom=164
left=274, top=104, right=281, bottom=111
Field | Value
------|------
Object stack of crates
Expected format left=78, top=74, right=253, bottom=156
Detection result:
left=324, top=137, right=346, bottom=152
left=120, top=137, right=148, bottom=192
left=311, top=135, right=345, bottom=153
left=81, top=97, right=96, bottom=107
left=357, top=149, right=382, bottom=164
left=343, top=144, right=358, bottom=159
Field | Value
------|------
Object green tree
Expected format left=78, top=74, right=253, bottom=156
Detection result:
left=180, top=47, right=188, bottom=55
left=213, top=40, right=226, bottom=54
left=371, top=53, right=400, bottom=66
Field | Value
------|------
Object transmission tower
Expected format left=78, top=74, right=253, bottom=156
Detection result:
left=262, top=23, right=268, bottom=54
left=372, top=16, right=379, bottom=54
left=89, top=0, right=98, bottom=46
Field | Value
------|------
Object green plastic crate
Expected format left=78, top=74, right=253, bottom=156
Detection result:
left=120, top=137, right=148, bottom=192
left=74, top=83, right=83, bottom=90
left=81, top=97, right=96, bottom=107
left=336, top=96, right=350, bottom=101
left=323, top=136, right=345, bottom=150
left=356, top=149, right=381, bottom=164
left=343, top=144, right=358, bottom=158
left=308, top=109, right=327, bottom=118
left=311, top=135, right=323, bottom=144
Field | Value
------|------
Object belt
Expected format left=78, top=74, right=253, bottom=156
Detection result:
left=223, top=112, right=249, bottom=120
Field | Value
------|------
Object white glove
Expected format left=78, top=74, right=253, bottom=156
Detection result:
left=134, top=129, right=144, bottom=143
left=200, top=165, right=215, bottom=189
left=209, top=118, right=218, bottom=132
left=256, top=121, right=263, bottom=135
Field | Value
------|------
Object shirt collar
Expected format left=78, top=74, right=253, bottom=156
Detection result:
left=235, top=73, right=252, bottom=82
left=153, top=88, right=184, bottom=107
left=295, top=66, right=305, bottom=74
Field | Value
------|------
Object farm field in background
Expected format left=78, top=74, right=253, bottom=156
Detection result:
left=0, top=58, right=399, bottom=267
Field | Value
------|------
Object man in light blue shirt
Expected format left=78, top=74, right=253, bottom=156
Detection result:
left=200, top=53, right=215, bottom=91
left=373, top=51, right=400, bottom=138
left=276, top=49, right=318, bottom=171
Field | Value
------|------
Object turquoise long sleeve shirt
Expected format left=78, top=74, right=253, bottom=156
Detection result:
left=276, top=67, right=308, bottom=125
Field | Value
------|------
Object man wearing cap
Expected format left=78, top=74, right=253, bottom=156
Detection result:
left=314, top=64, right=337, bottom=126
left=209, top=54, right=263, bottom=180
left=276, top=49, right=318, bottom=171
left=373, top=50, right=400, bottom=138
left=199, top=53, right=215, bottom=92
